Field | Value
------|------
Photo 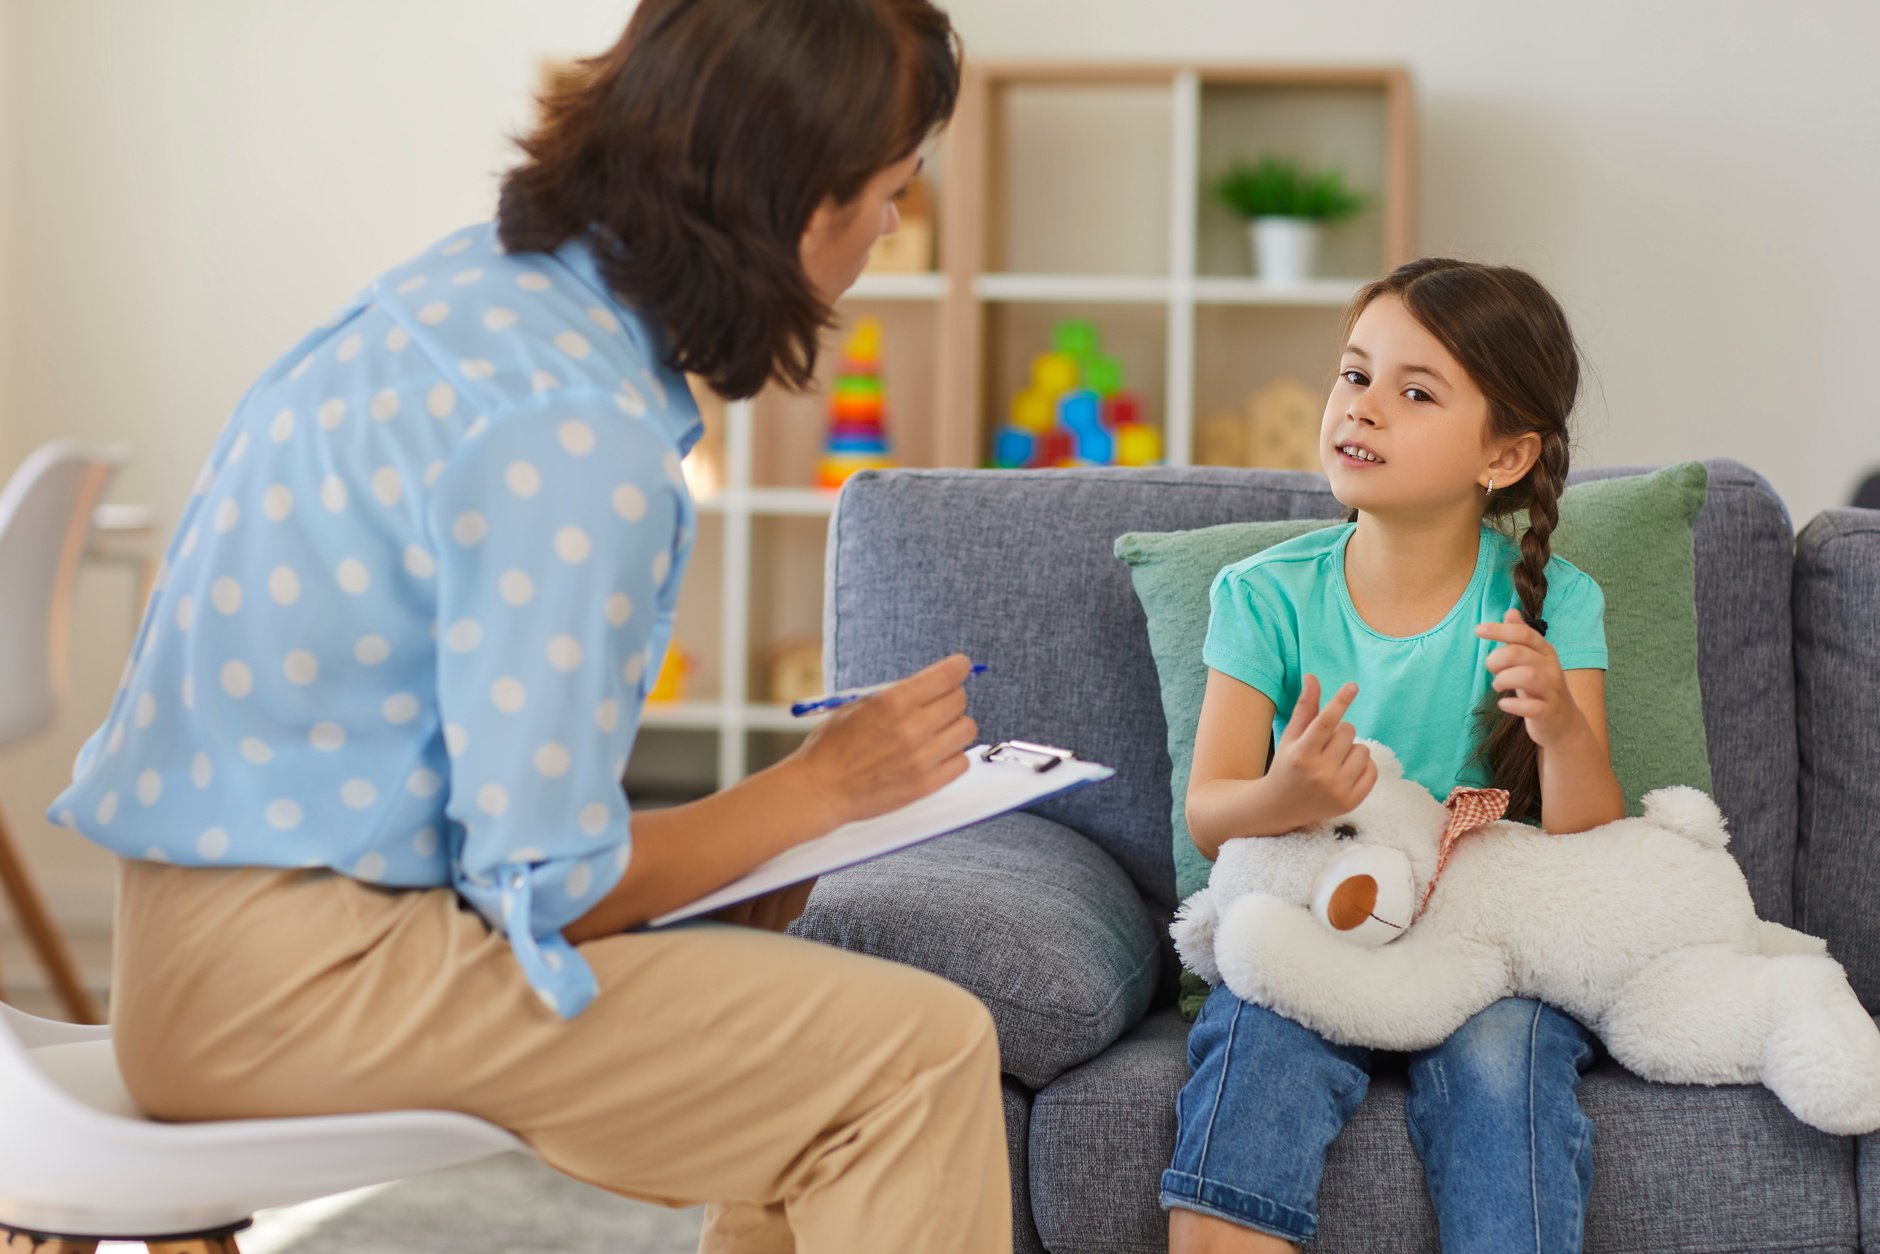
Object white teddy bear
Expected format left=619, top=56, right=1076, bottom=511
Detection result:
left=1170, top=741, right=1880, bottom=1136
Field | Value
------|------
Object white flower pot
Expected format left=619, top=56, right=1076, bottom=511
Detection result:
left=1249, top=217, right=1322, bottom=283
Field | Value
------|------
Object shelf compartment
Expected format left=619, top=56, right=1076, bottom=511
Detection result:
left=750, top=301, right=940, bottom=490
left=747, top=514, right=830, bottom=708
left=1191, top=303, right=1344, bottom=470
left=980, top=301, right=1169, bottom=468
left=625, top=727, right=718, bottom=809
left=989, top=81, right=1175, bottom=277
left=660, top=510, right=725, bottom=704
left=745, top=729, right=811, bottom=777
left=1195, top=80, right=1394, bottom=282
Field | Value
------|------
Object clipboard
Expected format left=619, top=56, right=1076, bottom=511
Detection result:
left=648, top=741, right=1114, bottom=927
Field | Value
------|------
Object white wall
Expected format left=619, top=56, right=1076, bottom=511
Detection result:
left=0, top=0, right=19, bottom=475
left=3, top=0, right=1877, bottom=926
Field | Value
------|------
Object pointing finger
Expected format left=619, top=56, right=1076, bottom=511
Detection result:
left=1280, top=674, right=1321, bottom=744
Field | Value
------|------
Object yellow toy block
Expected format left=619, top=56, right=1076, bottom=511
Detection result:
left=1031, top=352, right=1079, bottom=396
left=1011, top=388, right=1055, bottom=435
left=845, top=316, right=884, bottom=364
left=647, top=647, right=691, bottom=704
left=1115, top=423, right=1164, bottom=467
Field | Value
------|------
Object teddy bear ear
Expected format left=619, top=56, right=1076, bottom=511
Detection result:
left=1358, top=739, right=1405, bottom=780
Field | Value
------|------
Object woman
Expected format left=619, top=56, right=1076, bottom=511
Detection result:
left=46, top=2, right=1010, bottom=1250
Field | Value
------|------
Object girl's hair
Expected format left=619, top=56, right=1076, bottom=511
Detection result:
left=1337, top=258, right=1583, bottom=822
left=496, top=0, right=961, bottom=400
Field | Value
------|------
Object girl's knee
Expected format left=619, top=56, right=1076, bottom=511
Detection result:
left=1188, top=995, right=1370, bottom=1120
left=1432, top=999, right=1592, bottom=1096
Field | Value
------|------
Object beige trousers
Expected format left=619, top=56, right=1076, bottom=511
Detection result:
left=111, top=860, right=1012, bottom=1253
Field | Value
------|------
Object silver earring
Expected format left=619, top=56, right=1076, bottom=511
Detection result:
left=1485, top=477, right=1494, bottom=495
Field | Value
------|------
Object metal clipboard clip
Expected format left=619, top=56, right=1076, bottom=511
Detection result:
left=984, top=740, right=1077, bottom=773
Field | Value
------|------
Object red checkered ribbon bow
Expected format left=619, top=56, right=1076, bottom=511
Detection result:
left=1412, top=786, right=1511, bottom=920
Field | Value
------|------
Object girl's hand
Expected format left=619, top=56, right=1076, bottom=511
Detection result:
left=787, top=653, right=978, bottom=830
left=1264, top=674, right=1377, bottom=828
left=1475, top=609, right=1584, bottom=748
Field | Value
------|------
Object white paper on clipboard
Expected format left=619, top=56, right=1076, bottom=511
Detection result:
left=647, top=742, right=1113, bottom=927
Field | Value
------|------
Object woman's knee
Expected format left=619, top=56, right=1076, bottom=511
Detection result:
left=893, top=965, right=1001, bottom=1075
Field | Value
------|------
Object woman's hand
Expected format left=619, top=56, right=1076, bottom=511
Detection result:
left=787, top=653, right=979, bottom=829
left=1476, top=608, right=1585, bottom=748
left=1262, top=674, right=1377, bottom=828
left=710, top=879, right=817, bottom=932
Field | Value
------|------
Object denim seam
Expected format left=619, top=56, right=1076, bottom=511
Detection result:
left=1527, top=999, right=1544, bottom=1254
left=1194, top=995, right=1241, bottom=1176
left=1160, top=1171, right=1317, bottom=1243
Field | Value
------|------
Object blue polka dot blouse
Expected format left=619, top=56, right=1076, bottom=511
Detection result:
left=46, top=221, right=703, bottom=1018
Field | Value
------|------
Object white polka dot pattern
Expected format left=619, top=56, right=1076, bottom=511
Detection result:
left=42, top=220, right=703, bottom=1022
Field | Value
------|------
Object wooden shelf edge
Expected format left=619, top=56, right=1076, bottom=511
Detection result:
left=848, top=272, right=948, bottom=300
left=693, top=489, right=838, bottom=517
left=1192, top=276, right=1367, bottom=306
left=975, top=273, right=1173, bottom=303
left=637, top=703, right=816, bottom=733
left=639, top=702, right=729, bottom=730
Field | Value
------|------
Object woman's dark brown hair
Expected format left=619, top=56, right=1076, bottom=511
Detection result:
left=498, top=0, right=960, bottom=399
left=1337, top=258, right=1583, bottom=822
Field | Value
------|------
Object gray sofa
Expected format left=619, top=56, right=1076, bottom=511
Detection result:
left=792, top=458, right=1880, bottom=1253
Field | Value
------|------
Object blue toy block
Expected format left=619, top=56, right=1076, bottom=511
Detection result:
left=994, top=427, right=1036, bottom=469
left=1057, top=389, right=1102, bottom=433
left=827, top=432, right=890, bottom=454
left=1073, top=423, right=1113, bottom=464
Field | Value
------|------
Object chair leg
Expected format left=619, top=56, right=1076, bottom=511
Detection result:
left=0, top=801, right=103, bottom=1023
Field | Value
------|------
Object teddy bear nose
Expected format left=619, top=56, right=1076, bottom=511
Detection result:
left=1335, top=824, right=1357, bottom=839
left=1326, top=875, right=1379, bottom=931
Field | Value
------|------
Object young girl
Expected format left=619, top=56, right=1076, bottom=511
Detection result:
left=1162, top=258, right=1626, bottom=1254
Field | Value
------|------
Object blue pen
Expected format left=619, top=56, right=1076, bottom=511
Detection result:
left=791, top=662, right=989, bottom=718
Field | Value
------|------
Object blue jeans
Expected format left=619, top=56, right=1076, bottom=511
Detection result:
left=1162, top=987, right=1597, bottom=1251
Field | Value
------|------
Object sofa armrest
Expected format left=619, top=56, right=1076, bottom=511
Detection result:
left=1794, top=509, right=1880, bottom=1009
left=791, top=810, right=1161, bottom=1089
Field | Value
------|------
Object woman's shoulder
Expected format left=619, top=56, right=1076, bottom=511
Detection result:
left=361, top=222, right=696, bottom=433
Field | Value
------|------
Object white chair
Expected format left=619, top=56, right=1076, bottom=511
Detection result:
left=0, top=999, right=521, bottom=1253
left=0, top=441, right=131, bottom=1025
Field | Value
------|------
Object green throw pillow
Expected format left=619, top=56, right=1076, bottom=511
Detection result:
left=1116, top=461, right=1713, bottom=914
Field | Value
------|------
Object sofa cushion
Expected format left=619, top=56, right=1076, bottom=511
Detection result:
left=1027, top=1009, right=1857, bottom=1253
left=791, top=812, right=1160, bottom=1089
left=824, top=458, right=1796, bottom=921
left=1794, top=509, right=1880, bottom=1010
left=1118, top=461, right=1714, bottom=904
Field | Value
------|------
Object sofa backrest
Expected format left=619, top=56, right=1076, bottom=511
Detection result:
left=824, top=458, right=1796, bottom=921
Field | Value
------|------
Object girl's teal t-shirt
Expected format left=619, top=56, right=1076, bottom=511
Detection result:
left=1203, top=522, right=1608, bottom=804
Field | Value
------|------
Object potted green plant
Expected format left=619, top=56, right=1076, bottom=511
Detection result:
left=1209, top=156, right=1368, bottom=283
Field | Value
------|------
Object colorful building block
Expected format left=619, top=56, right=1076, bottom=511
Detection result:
left=1031, top=351, right=1080, bottom=396
left=818, top=317, right=895, bottom=490
left=992, top=321, right=1163, bottom=471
